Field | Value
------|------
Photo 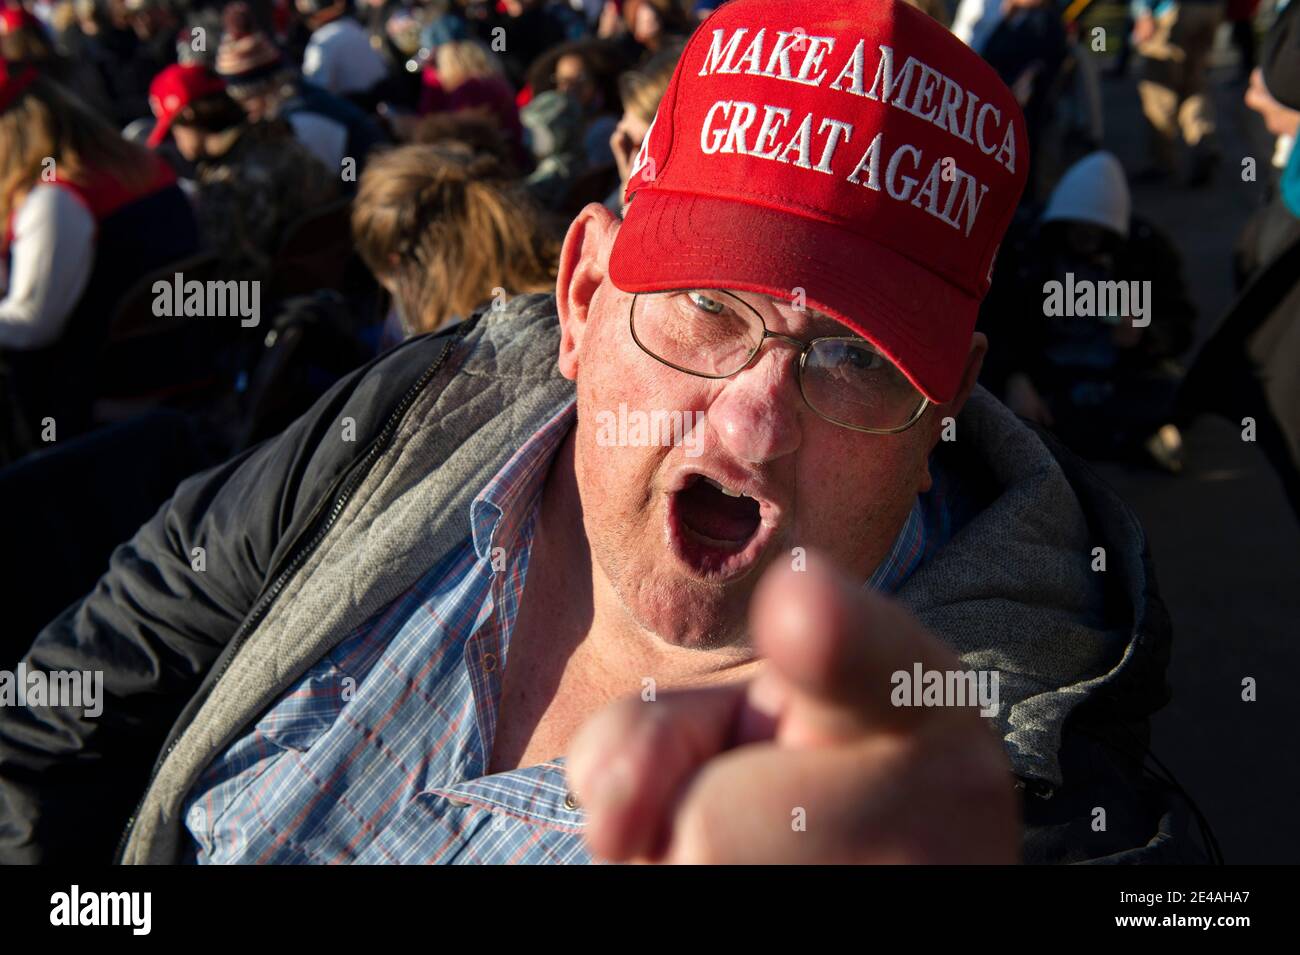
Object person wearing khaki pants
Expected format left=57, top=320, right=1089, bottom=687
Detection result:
left=1133, top=0, right=1226, bottom=184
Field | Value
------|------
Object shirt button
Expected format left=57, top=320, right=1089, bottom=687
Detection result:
left=563, top=792, right=580, bottom=811
left=482, top=652, right=498, bottom=673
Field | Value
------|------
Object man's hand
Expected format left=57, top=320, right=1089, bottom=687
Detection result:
left=566, top=553, right=1021, bottom=864
left=609, top=123, right=640, bottom=187
left=1245, top=67, right=1300, bottom=138
left=1132, top=13, right=1157, bottom=46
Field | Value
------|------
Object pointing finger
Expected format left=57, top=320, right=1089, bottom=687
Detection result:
left=566, top=682, right=748, bottom=862
left=749, top=550, right=966, bottom=745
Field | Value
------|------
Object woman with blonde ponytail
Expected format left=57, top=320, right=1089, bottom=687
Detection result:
left=351, top=143, right=562, bottom=345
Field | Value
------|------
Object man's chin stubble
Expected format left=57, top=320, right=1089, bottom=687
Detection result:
left=614, top=570, right=755, bottom=652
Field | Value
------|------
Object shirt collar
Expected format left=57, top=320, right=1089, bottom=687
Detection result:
left=470, top=397, right=577, bottom=563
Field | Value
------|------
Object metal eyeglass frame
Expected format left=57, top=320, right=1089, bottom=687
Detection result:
left=628, top=289, right=931, bottom=435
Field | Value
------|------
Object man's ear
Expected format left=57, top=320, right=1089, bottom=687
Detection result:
left=556, top=203, right=621, bottom=381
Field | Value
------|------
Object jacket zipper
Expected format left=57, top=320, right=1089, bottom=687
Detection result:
left=114, top=330, right=464, bottom=862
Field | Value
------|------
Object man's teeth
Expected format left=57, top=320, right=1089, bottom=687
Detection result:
left=702, top=476, right=745, bottom=498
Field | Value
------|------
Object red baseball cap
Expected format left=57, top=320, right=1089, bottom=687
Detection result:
left=609, top=0, right=1029, bottom=404
left=0, top=8, right=43, bottom=34
left=147, top=63, right=229, bottom=148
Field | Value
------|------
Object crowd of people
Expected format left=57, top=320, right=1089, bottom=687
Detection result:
left=0, top=0, right=1297, bottom=611
left=0, top=0, right=700, bottom=463
left=0, top=0, right=1289, bottom=873
left=0, top=0, right=1293, bottom=481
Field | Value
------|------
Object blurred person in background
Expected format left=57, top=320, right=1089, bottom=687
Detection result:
left=622, top=0, right=691, bottom=58
left=336, top=0, right=428, bottom=109
left=419, top=37, right=526, bottom=163
left=408, top=1, right=467, bottom=114
left=415, top=0, right=468, bottom=61
left=520, top=89, right=587, bottom=209
left=525, top=37, right=628, bottom=167
left=350, top=143, right=560, bottom=347
left=146, top=62, right=338, bottom=282
left=123, top=0, right=179, bottom=76
left=1226, top=0, right=1260, bottom=83
left=466, top=0, right=572, bottom=88
left=406, top=109, right=520, bottom=171
left=952, top=0, right=1005, bottom=52
left=73, top=0, right=176, bottom=124
left=123, top=0, right=179, bottom=48
left=605, top=40, right=679, bottom=211
left=176, top=11, right=225, bottom=68
left=51, top=0, right=108, bottom=65
left=216, top=1, right=388, bottom=176
left=355, top=0, right=396, bottom=40
left=0, top=60, right=198, bottom=463
left=1131, top=0, right=1225, bottom=186
left=1180, top=3, right=1300, bottom=516
left=978, top=151, right=1195, bottom=471
left=356, top=0, right=418, bottom=69
left=0, top=4, right=111, bottom=113
left=1234, top=0, right=1300, bottom=282
left=596, top=0, right=626, bottom=38
left=575, top=0, right=606, bottom=30
left=979, top=0, right=1068, bottom=202
left=295, top=0, right=389, bottom=103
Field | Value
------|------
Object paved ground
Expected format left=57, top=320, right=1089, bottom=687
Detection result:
left=1072, top=19, right=1299, bottom=862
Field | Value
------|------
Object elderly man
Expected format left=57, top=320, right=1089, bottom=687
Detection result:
left=0, top=0, right=1199, bottom=864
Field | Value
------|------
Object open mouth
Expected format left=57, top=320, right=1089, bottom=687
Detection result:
left=666, top=472, right=778, bottom=582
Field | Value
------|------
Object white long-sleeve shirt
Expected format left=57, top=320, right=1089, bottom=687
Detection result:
left=0, top=184, right=96, bottom=351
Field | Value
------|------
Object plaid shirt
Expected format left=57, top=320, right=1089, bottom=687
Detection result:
left=182, top=398, right=948, bottom=864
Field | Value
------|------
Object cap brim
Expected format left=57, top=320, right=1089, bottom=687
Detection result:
left=608, top=190, right=978, bottom=405
left=146, top=114, right=173, bottom=149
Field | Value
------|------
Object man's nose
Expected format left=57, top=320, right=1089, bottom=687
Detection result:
left=706, top=339, right=804, bottom=464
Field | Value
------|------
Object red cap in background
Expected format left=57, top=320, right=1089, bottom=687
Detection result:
left=147, top=63, right=229, bottom=148
left=0, top=7, right=43, bottom=35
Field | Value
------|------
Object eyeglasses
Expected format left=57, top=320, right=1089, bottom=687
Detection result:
left=629, top=289, right=930, bottom=434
